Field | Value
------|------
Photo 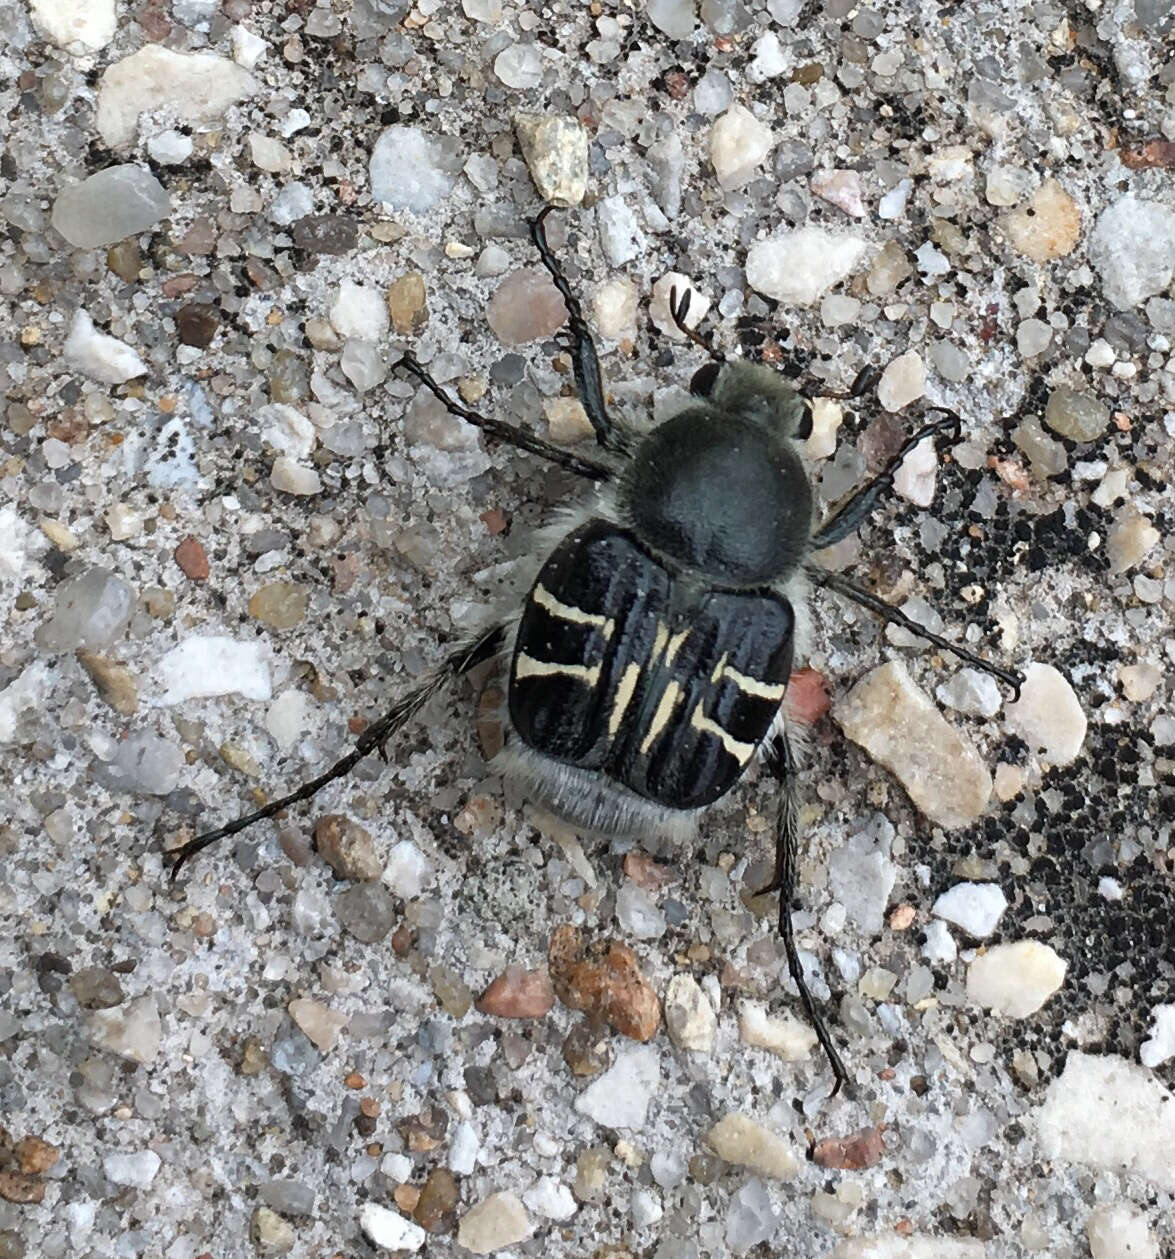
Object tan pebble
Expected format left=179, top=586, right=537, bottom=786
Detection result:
left=547, top=925, right=660, bottom=1041
left=887, top=904, right=916, bottom=931
left=1119, top=662, right=1161, bottom=702
left=476, top=966, right=556, bottom=1019
left=737, top=999, right=816, bottom=1060
left=457, top=1191, right=532, bottom=1255
left=1001, top=178, right=1081, bottom=261
left=543, top=396, right=593, bottom=443
left=387, top=272, right=428, bottom=335
left=288, top=997, right=348, bottom=1052
left=76, top=649, right=139, bottom=715
left=993, top=762, right=1026, bottom=801
left=314, top=815, right=382, bottom=881
left=15, top=1135, right=59, bottom=1176
left=248, top=581, right=310, bottom=630
left=622, top=852, right=676, bottom=889
left=704, top=1113, right=800, bottom=1180
left=811, top=1125, right=887, bottom=1170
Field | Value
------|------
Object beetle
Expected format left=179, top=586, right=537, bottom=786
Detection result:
left=169, top=207, right=1022, bottom=1096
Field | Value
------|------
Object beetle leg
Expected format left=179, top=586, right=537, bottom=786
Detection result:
left=758, top=729, right=852, bottom=1098
left=529, top=206, right=618, bottom=452
left=809, top=408, right=962, bottom=550
left=167, top=625, right=507, bottom=878
left=393, top=352, right=610, bottom=482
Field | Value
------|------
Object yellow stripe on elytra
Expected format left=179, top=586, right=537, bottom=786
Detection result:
left=532, top=584, right=615, bottom=639
left=515, top=652, right=601, bottom=687
left=639, top=680, right=682, bottom=755
left=608, top=662, right=642, bottom=737
left=719, top=662, right=787, bottom=702
left=690, top=706, right=756, bottom=764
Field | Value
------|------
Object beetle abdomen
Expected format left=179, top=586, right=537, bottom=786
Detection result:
left=509, top=519, right=795, bottom=811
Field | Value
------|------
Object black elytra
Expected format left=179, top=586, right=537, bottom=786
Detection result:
left=168, top=206, right=1024, bottom=1101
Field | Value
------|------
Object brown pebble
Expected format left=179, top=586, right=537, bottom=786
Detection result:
left=387, top=272, right=428, bottom=335
left=394, top=1183, right=421, bottom=1212
left=398, top=1107, right=448, bottom=1153
left=161, top=274, right=200, bottom=298
left=476, top=966, right=555, bottom=1019
left=314, top=815, right=382, bottom=881
left=622, top=852, right=676, bottom=890
left=174, top=537, right=210, bottom=581
left=391, top=925, right=415, bottom=957
left=248, top=581, right=310, bottom=630
left=562, top=1016, right=612, bottom=1077
left=413, top=1168, right=459, bottom=1233
left=787, top=667, right=830, bottom=724
left=175, top=302, right=220, bottom=347
left=15, top=1136, right=58, bottom=1176
left=811, top=1125, right=887, bottom=1170
left=344, top=1072, right=365, bottom=1090
left=888, top=904, right=916, bottom=931
left=76, top=650, right=139, bottom=716
left=359, top=1097, right=380, bottom=1119
left=1118, top=139, right=1175, bottom=170
left=547, top=925, right=661, bottom=1042
left=475, top=683, right=505, bottom=760
left=664, top=70, right=689, bottom=100
left=0, top=1172, right=44, bottom=1204
left=479, top=507, right=508, bottom=537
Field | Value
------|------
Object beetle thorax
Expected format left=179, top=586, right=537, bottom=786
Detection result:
left=620, top=408, right=813, bottom=586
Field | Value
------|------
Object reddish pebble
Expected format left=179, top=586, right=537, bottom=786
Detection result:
left=161, top=274, right=200, bottom=298
left=174, top=536, right=210, bottom=581
left=476, top=966, right=555, bottom=1019
left=787, top=668, right=830, bottom=724
left=812, top=1125, right=887, bottom=1170
left=480, top=507, right=509, bottom=536
left=888, top=903, right=916, bottom=931
left=548, top=925, right=660, bottom=1042
left=623, top=852, right=676, bottom=890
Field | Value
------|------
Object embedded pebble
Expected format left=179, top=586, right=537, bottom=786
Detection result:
left=704, top=1113, right=800, bottom=1181
left=881, top=352, right=926, bottom=410
left=340, top=343, right=386, bottom=392
left=104, top=731, right=184, bottom=795
left=1012, top=416, right=1066, bottom=477
left=70, top=968, right=125, bottom=1010
left=548, top=926, right=660, bottom=1041
left=513, top=114, right=588, bottom=206
left=153, top=635, right=270, bottom=703
left=811, top=169, right=866, bottom=218
left=737, top=1000, right=816, bottom=1061
left=89, top=996, right=162, bottom=1065
left=596, top=195, right=642, bottom=267
left=359, top=1203, right=426, bottom=1253
left=248, top=582, right=310, bottom=630
left=1088, top=195, right=1175, bottom=309
left=1043, top=386, right=1109, bottom=442
left=710, top=104, right=774, bottom=190
left=932, top=882, right=1007, bottom=939
left=97, top=46, right=257, bottom=148
left=922, top=920, right=957, bottom=962
left=486, top=269, right=567, bottom=344
left=387, top=273, right=428, bottom=335
left=664, top=974, right=717, bottom=1052
left=592, top=277, right=639, bottom=338
left=746, top=229, right=867, bottom=305
left=494, top=43, right=543, bottom=89
left=63, top=310, right=148, bottom=383
left=647, top=0, right=697, bottom=39
left=456, top=1192, right=531, bottom=1254
left=1140, top=1004, right=1175, bottom=1068
left=966, top=941, right=1067, bottom=1017
left=29, top=0, right=116, bottom=50
left=1001, top=178, right=1081, bottom=261
left=1106, top=507, right=1160, bottom=574
left=803, top=398, right=842, bottom=460
left=827, top=827, right=896, bottom=935
left=615, top=882, right=666, bottom=939
left=0, top=664, right=56, bottom=744
left=330, top=281, right=389, bottom=342
left=573, top=1044, right=660, bottom=1129
left=36, top=567, right=135, bottom=654
left=270, top=457, right=322, bottom=496
left=251, top=1207, right=295, bottom=1255
left=812, top=1126, right=887, bottom=1170
left=476, top=968, right=555, bottom=1019
left=103, top=1150, right=161, bottom=1189
left=370, top=126, right=461, bottom=212
left=1087, top=1205, right=1158, bottom=1259
left=835, top=661, right=993, bottom=828
left=892, top=435, right=937, bottom=507
left=258, top=1181, right=314, bottom=1218
left=334, top=883, right=397, bottom=944
left=1003, top=662, right=1086, bottom=765
left=1033, top=1052, right=1175, bottom=1190
left=832, top=1240, right=985, bottom=1259
left=694, top=67, right=733, bottom=116
left=382, top=840, right=431, bottom=898
left=544, top=397, right=593, bottom=443
left=54, top=165, right=171, bottom=250
left=315, top=816, right=381, bottom=881
left=288, top=998, right=348, bottom=1053
left=936, top=668, right=1003, bottom=718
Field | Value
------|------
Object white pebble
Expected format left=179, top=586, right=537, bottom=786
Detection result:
left=747, top=32, right=788, bottom=83
left=932, top=882, right=1007, bottom=938
left=709, top=104, right=774, bottom=191
left=649, top=274, right=711, bottom=340
left=921, top=919, right=957, bottom=963
left=231, top=25, right=268, bottom=69
left=574, top=1044, right=660, bottom=1130
left=1004, top=662, right=1087, bottom=765
left=457, top=1192, right=532, bottom=1254
left=147, top=129, right=193, bottom=166
left=64, top=310, right=148, bottom=385
left=704, top=1113, right=800, bottom=1181
left=383, top=840, right=434, bottom=899
left=1033, top=1052, right=1175, bottom=1190
left=448, top=1120, right=480, bottom=1176
left=153, top=635, right=272, bottom=704
left=631, top=1187, right=664, bottom=1229
left=89, top=996, right=161, bottom=1065
left=877, top=350, right=927, bottom=412
left=596, top=195, right=643, bottom=267
left=615, top=882, right=666, bottom=939
left=523, top=1176, right=578, bottom=1221
left=1087, top=1204, right=1159, bottom=1259
left=664, top=974, right=717, bottom=1052
left=827, top=829, right=896, bottom=935
left=1140, top=1003, right=1175, bottom=1068
left=936, top=668, right=1003, bottom=718
left=97, top=46, right=257, bottom=148
left=102, top=1149, right=162, bottom=1189
left=270, top=457, right=322, bottom=496
left=494, top=43, right=543, bottom=90
left=370, top=126, right=460, bottom=213
left=737, top=999, right=816, bottom=1060
left=259, top=403, right=315, bottom=459
left=265, top=690, right=312, bottom=752
left=892, top=434, right=938, bottom=507
left=29, top=0, right=116, bottom=50
left=359, top=1203, right=426, bottom=1253
left=329, top=281, right=389, bottom=341
left=249, top=132, right=292, bottom=173
left=647, top=0, right=697, bottom=40
left=746, top=228, right=867, bottom=305
left=592, top=277, right=639, bottom=339
left=966, top=940, right=1066, bottom=1017
left=1088, top=195, right=1175, bottom=310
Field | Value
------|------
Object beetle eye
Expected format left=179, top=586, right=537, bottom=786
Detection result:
left=690, top=361, right=721, bottom=397
left=794, top=399, right=814, bottom=441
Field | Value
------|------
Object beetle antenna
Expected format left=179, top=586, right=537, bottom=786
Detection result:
left=668, top=285, right=724, bottom=363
